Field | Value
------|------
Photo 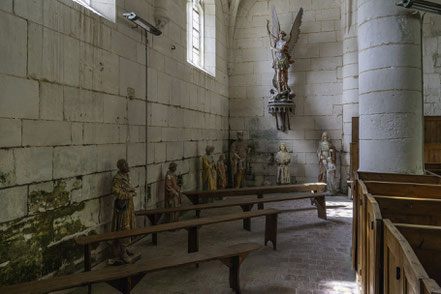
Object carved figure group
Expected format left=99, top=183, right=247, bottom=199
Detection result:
left=202, top=145, right=228, bottom=191
left=317, top=132, right=338, bottom=194
left=275, top=143, right=291, bottom=185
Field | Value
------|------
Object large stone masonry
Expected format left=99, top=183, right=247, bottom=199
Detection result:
left=357, top=0, right=424, bottom=174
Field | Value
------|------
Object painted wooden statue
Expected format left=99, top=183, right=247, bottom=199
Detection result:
left=230, top=132, right=250, bottom=188
left=275, top=143, right=291, bottom=184
left=202, top=145, right=217, bottom=191
left=110, top=159, right=138, bottom=264
left=217, top=154, right=227, bottom=190
left=165, top=162, right=181, bottom=222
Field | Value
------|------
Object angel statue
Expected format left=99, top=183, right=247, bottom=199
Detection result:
left=267, top=6, right=303, bottom=101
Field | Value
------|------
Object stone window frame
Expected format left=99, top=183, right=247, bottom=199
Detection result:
left=72, top=0, right=116, bottom=23
left=187, top=0, right=216, bottom=77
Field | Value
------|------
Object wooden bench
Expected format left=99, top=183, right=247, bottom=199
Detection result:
left=76, top=209, right=280, bottom=272
left=0, top=243, right=262, bottom=294
left=183, top=183, right=326, bottom=207
left=383, top=220, right=441, bottom=294
left=136, top=192, right=326, bottom=244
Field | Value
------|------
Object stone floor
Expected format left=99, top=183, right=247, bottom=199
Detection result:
left=70, top=195, right=358, bottom=294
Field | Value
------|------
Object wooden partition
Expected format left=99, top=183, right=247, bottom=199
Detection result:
left=358, top=172, right=441, bottom=184
left=383, top=220, right=435, bottom=294
left=352, top=172, right=441, bottom=293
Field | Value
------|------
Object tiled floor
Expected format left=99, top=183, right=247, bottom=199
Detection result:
left=71, top=195, right=358, bottom=294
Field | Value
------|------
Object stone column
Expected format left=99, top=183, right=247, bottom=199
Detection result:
left=357, top=0, right=424, bottom=174
left=342, top=0, right=359, bottom=190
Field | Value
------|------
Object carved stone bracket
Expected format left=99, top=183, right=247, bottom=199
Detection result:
left=268, top=102, right=295, bottom=132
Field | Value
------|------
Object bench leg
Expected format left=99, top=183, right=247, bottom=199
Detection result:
left=315, top=196, right=327, bottom=220
left=123, top=277, right=132, bottom=294
left=265, top=214, right=278, bottom=250
left=239, top=204, right=253, bottom=231
left=84, top=244, right=92, bottom=294
left=187, top=226, right=199, bottom=253
left=147, top=214, right=160, bottom=245
left=257, top=194, right=264, bottom=210
left=229, top=256, right=241, bottom=293
left=196, top=210, right=201, bottom=218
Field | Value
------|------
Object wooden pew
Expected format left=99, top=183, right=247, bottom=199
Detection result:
left=383, top=220, right=441, bottom=294
left=76, top=209, right=280, bottom=272
left=0, top=243, right=262, bottom=294
left=136, top=192, right=327, bottom=244
left=183, top=183, right=326, bottom=207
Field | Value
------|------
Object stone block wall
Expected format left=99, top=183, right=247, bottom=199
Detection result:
left=229, top=0, right=343, bottom=186
left=423, top=14, right=441, bottom=116
left=0, top=0, right=229, bottom=284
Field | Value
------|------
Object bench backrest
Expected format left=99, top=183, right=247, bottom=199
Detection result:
left=395, top=223, right=441, bottom=287
left=76, top=209, right=280, bottom=246
left=363, top=181, right=441, bottom=199
left=184, top=183, right=326, bottom=197
left=374, top=196, right=441, bottom=226
left=358, top=172, right=441, bottom=184
left=383, top=219, right=430, bottom=294
left=136, top=192, right=324, bottom=216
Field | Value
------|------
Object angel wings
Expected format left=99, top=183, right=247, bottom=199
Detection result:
left=266, top=5, right=303, bottom=97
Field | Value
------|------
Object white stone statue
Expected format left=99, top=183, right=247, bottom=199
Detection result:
left=317, top=132, right=337, bottom=194
left=275, top=143, right=291, bottom=184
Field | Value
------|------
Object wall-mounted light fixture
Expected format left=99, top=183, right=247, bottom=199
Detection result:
left=397, top=0, right=441, bottom=15
left=123, top=12, right=162, bottom=35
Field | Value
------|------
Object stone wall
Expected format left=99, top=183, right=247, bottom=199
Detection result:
left=0, top=0, right=229, bottom=284
left=229, top=0, right=343, bottom=186
left=423, top=13, right=441, bottom=116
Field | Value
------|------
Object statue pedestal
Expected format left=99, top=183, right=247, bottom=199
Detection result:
left=268, top=101, right=295, bottom=131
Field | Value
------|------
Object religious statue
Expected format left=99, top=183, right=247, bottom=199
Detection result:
left=165, top=162, right=181, bottom=222
left=110, top=159, right=139, bottom=264
left=217, top=154, right=227, bottom=190
left=202, top=145, right=217, bottom=191
left=230, top=132, right=250, bottom=188
left=317, top=132, right=338, bottom=194
left=266, top=6, right=303, bottom=131
left=275, top=143, right=291, bottom=185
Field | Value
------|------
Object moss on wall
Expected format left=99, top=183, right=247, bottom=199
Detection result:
left=0, top=180, right=95, bottom=285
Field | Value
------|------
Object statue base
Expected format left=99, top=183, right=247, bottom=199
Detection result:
left=268, top=100, right=295, bottom=132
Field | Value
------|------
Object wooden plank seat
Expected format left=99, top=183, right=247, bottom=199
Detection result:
left=383, top=220, right=441, bottom=294
left=183, top=183, right=326, bottom=207
left=135, top=192, right=327, bottom=244
left=76, top=209, right=280, bottom=272
left=0, top=243, right=262, bottom=294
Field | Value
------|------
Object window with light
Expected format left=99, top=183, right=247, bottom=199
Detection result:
left=187, top=0, right=216, bottom=76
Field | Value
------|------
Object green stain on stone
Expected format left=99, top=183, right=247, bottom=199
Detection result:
left=0, top=181, right=95, bottom=285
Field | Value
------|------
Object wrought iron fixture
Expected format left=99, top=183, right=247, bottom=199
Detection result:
left=123, top=12, right=162, bottom=35
left=397, top=0, right=441, bottom=15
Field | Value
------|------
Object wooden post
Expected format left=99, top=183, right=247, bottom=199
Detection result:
left=264, top=213, right=278, bottom=250
left=187, top=226, right=199, bottom=253
left=229, top=256, right=241, bottom=293
left=239, top=204, right=253, bottom=231
left=147, top=214, right=159, bottom=245
left=195, top=210, right=201, bottom=218
left=84, top=244, right=92, bottom=294
left=123, top=277, right=132, bottom=294
left=315, top=195, right=327, bottom=220
left=257, top=194, right=264, bottom=210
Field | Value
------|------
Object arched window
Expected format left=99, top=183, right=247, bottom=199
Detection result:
left=188, top=0, right=204, bottom=68
left=72, top=0, right=115, bottom=23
